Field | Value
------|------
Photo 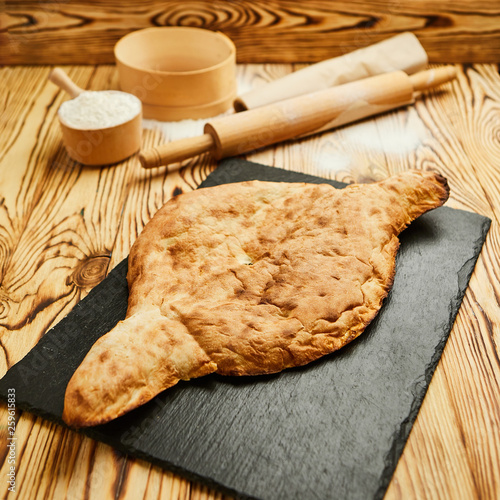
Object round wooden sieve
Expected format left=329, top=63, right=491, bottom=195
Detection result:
left=114, top=27, right=237, bottom=121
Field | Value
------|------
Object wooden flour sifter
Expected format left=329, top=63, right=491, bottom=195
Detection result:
left=139, top=67, right=457, bottom=170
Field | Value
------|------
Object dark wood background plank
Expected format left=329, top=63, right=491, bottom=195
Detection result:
left=1, top=1, right=499, bottom=65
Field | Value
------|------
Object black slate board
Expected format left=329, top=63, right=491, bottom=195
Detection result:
left=0, top=159, right=491, bottom=500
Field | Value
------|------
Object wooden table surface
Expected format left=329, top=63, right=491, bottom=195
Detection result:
left=0, top=63, right=499, bottom=500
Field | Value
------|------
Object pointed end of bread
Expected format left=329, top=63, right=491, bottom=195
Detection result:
left=62, top=369, right=174, bottom=428
left=379, top=169, right=450, bottom=229
left=425, top=170, right=450, bottom=208
left=62, top=311, right=218, bottom=428
left=62, top=389, right=106, bottom=428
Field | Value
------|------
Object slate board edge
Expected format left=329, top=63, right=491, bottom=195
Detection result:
left=200, top=158, right=348, bottom=190
left=0, top=160, right=492, bottom=500
left=374, top=214, right=491, bottom=500
left=2, top=395, right=256, bottom=500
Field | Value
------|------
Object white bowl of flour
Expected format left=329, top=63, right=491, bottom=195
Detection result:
left=58, top=90, right=141, bottom=130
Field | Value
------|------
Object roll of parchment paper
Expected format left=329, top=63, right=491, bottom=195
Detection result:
left=233, top=32, right=428, bottom=112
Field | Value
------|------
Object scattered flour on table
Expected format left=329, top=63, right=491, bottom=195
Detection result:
left=341, top=112, right=424, bottom=155
left=58, top=91, right=142, bottom=130
left=142, top=111, right=230, bottom=142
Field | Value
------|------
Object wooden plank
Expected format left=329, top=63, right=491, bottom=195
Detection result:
left=0, top=62, right=227, bottom=500
left=385, top=64, right=500, bottom=500
left=0, top=63, right=499, bottom=500
left=1, top=1, right=500, bottom=65
left=0, top=65, right=129, bottom=371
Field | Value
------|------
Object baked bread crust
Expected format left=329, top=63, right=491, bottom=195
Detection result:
left=63, top=170, right=449, bottom=427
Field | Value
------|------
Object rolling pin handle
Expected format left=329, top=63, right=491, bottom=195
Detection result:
left=409, top=66, right=457, bottom=92
left=48, top=67, right=85, bottom=99
left=139, top=133, right=215, bottom=169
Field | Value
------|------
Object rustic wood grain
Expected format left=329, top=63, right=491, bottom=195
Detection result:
left=0, top=63, right=230, bottom=500
left=1, top=1, right=500, bottom=65
left=384, top=64, right=500, bottom=500
left=0, top=62, right=499, bottom=500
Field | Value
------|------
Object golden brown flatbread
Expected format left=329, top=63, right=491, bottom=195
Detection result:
left=63, top=170, right=449, bottom=427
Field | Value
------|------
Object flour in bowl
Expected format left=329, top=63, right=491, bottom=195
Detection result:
left=58, top=91, right=142, bottom=130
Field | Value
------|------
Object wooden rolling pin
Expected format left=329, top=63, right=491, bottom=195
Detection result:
left=140, top=67, right=457, bottom=169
